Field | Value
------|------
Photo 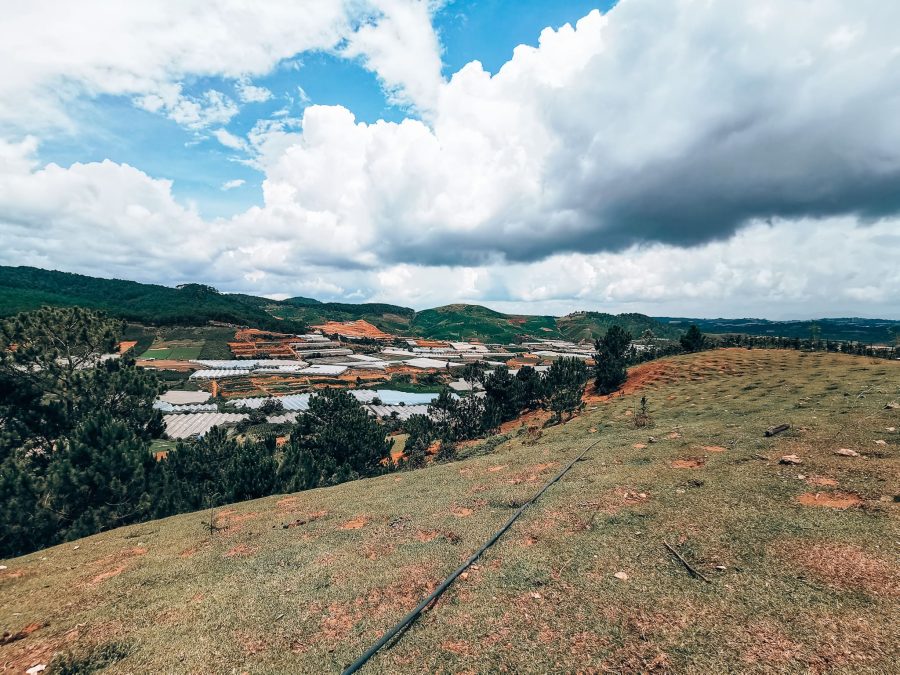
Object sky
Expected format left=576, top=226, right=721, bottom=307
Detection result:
left=1, top=0, right=898, bottom=319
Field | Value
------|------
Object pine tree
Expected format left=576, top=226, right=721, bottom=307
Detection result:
left=482, top=366, right=523, bottom=422
left=278, top=389, right=393, bottom=491
left=402, top=414, right=434, bottom=469
left=0, top=307, right=165, bottom=556
left=679, top=324, right=707, bottom=353
left=595, top=325, right=632, bottom=395
left=543, top=357, right=588, bottom=421
left=515, top=366, right=544, bottom=410
left=46, top=413, right=154, bottom=541
left=0, top=456, right=55, bottom=557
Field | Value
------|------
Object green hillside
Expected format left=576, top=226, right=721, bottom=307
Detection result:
left=558, top=311, right=683, bottom=341
left=0, top=266, right=680, bottom=344
left=410, top=304, right=561, bottom=341
left=2, top=350, right=897, bottom=672
left=0, top=266, right=305, bottom=332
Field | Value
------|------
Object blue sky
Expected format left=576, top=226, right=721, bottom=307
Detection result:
left=2, top=0, right=898, bottom=318
left=37, top=1, right=615, bottom=219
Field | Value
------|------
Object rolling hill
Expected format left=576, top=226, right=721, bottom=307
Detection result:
left=1, top=349, right=897, bottom=672
left=0, top=266, right=678, bottom=344
left=0, top=266, right=305, bottom=333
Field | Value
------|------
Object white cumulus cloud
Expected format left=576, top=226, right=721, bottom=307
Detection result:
left=1, top=0, right=899, bottom=318
left=221, top=179, right=246, bottom=191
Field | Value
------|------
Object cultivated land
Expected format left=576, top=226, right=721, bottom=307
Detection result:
left=2, top=350, right=898, bottom=673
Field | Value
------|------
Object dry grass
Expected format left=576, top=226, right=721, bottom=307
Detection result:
left=1, top=349, right=898, bottom=673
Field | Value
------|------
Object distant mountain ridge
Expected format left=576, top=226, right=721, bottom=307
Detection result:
left=4, top=265, right=894, bottom=344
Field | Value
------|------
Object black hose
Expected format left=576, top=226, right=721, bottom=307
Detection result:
left=341, top=436, right=602, bottom=674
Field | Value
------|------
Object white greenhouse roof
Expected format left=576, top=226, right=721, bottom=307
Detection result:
left=404, top=357, right=466, bottom=370
left=366, top=404, right=431, bottom=420
left=164, top=413, right=247, bottom=439
left=159, top=390, right=211, bottom=405
left=153, top=402, right=218, bottom=413
left=190, top=369, right=247, bottom=379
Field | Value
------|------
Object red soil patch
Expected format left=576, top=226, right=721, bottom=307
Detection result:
left=0, top=567, right=29, bottom=580
left=633, top=443, right=647, bottom=449
left=310, top=565, right=439, bottom=644
left=507, top=462, right=558, bottom=485
left=339, top=516, right=369, bottom=530
left=234, top=328, right=292, bottom=342
left=414, top=530, right=440, bottom=542
left=218, top=511, right=258, bottom=531
left=451, top=506, right=474, bottom=518
left=234, top=629, right=270, bottom=656
left=487, top=464, right=508, bottom=472
left=702, top=445, right=727, bottom=453
left=413, top=339, right=449, bottom=348
left=224, top=544, right=258, bottom=558
left=1, top=622, right=45, bottom=645
left=740, top=621, right=803, bottom=666
left=90, top=565, right=126, bottom=584
left=283, top=510, right=328, bottom=528
left=117, top=340, right=137, bottom=354
left=583, top=360, right=680, bottom=402
left=796, top=492, right=863, bottom=509
left=312, top=319, right=393, bottom=340
left=806, top=476, right=839, bottom=487
left=87, top=546, right=147, bottom=585
left=442, top=639, right=475, bottom=655
left=666, top=431, right=682, bottom=440
left=499, top=408, right=551, bottom=433
left=775, top=541, right=900, bottom=597
left=671, top=458, right=705, bottom=469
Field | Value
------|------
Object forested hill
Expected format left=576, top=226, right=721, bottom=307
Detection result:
left=0, top=266, right=304, bottom=332
left=656, top=316, right=900, bottom=344
left=0, top=265, right=677, bottom=341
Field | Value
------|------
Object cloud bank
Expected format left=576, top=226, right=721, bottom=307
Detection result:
left=0, top=0, right=898, bottom=317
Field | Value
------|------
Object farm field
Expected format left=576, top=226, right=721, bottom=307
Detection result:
left=139, top=343, right=203, bottom=361
left=1, top=349, right=898, bottom=673
left=134, top=326, right=237, bottom=362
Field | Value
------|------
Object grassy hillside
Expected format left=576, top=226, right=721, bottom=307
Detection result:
left=2, top=349, right=897, bottom=673
left=409, top=304, right=561, bottom=342
left=0, top=266, right=305, bottom=332
left=558, top=311, right=682, bottom=341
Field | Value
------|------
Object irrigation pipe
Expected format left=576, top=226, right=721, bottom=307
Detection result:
left=341, top=436, right=603, bottom=674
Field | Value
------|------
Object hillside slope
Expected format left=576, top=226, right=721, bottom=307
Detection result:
left=0, top=265, right=675, bottom=343
left=2, top=350, right=898, bottom=673
left=0, top=266, right=304, bottom=332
